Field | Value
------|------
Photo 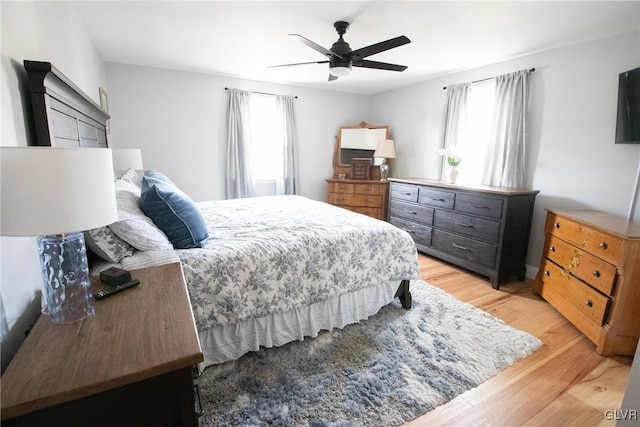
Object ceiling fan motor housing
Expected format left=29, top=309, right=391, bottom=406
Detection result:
left=331, top=21, right=353, bottom=70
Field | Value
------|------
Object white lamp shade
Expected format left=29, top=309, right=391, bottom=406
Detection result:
left=374, top=139, right=396, bottom=159
left=1, top=147, right=118, bottom=236
left=330, top=66, right=351, bottom=77
left=111, top=148, right=143, bottom=172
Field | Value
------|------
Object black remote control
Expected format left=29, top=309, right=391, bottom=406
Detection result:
left=94, top=279, right=140, bottom=300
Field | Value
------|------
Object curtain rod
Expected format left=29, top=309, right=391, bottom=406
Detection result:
left=442, top=68, right=535, bottom=90
left=224, top=87, right=298, bottom=99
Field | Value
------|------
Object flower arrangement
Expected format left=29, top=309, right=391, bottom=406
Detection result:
left=438, top=145, right=462, bottom=167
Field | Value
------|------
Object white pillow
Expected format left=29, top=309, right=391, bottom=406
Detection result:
left=114, top=176, right=141, bottom=195
left=119, top=168, right=143, bottom=188
left=108, top=187, right=173, bottom=251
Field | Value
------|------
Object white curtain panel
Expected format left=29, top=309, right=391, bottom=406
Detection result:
left=276, top=95, right=299, bottom=195
left=438, top=83, right=471, bottom=180
left=226, top=89, right=256, bottom=199
left=482, top=69, right=531, bottom=188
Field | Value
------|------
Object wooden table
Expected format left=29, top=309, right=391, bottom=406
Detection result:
left=1, top=262, right=203, bottom=426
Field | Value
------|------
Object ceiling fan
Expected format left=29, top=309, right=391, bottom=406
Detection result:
left=270, top=21, right=411, bottom=81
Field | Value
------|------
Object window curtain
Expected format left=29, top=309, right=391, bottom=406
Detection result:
left=438, top=83, right=470, bottom=180
left=276, top=95, right=299, bottom=195
left=482, top=69, right=531, bottom=188
left=225, top=89, right=255, bottom=199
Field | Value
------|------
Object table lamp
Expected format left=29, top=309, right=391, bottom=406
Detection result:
left=374, top=139, right=396, bottom=181
left=111, top=148, right=143, bottom=175
left=1, top=147, right=117, bottom=324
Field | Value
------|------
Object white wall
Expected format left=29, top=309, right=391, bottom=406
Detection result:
left=0, top=2, right=109, bottom=372
left=105, top=63, right=370, bottom=202
left=370, top=31, right=640, bottom=275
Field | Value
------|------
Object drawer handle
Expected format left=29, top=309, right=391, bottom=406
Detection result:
left=593, top=270, right=601, bottom=278
left=400, top=192, right=412, bottom=196
left=554, top=222, right=561, bottom=229
left=469, top=204, right=489, bottom=209
left=452, top=243, right=471, bottom=251
left=454, top=221, right=475, bottom=228
left=544, top=270, right=550, bottom=276
left=585, top=300, right=593, bottom=308
left=599, top=242, right=608, bottom=250
left=431, top=197, right=446, bottom=202
left=550, top=245, right=556, bottom=252
left=403, top=209, right=417, bottom=215
left=402, top=228, right=416, bottom=234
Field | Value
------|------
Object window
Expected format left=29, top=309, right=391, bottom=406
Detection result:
left=458, top=80, right=495, bottom=184
left=249, top=94, right=283, bottom=181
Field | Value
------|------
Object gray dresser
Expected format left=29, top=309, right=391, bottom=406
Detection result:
left=389, top=178, right=538, bottom=289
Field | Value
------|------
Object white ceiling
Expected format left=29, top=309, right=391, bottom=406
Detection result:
left=75, top=1, right=640, bottom=95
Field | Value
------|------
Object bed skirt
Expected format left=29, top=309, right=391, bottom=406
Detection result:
left=198, top=279, right=400, bottom=371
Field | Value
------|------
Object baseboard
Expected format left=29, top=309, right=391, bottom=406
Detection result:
left=526, top=264, right=539, bottom=280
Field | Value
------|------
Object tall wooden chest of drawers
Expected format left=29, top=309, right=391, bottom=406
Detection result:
left=534, top=209, right=640, bottom=356
left=326, top=179, right=389, bottom=221
left=388, top=178, right=538, bottom=289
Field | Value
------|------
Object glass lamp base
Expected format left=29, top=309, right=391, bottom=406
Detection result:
left=37, top=232, right=95, bottom=324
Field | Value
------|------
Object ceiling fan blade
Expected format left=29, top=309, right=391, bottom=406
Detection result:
left=351, top=36, right=411, bottom=59
left=328, top=73, right=338, bottom=81
left=289, top=34, right=342, bottom=59
left=268, top=60, right=329, bottom=68
left=354, top=60, right=407, bottom=72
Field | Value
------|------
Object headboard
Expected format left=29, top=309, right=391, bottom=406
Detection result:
left=24, top=60, right=110, bottom=148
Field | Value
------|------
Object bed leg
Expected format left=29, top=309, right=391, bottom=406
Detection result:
left=395, top=280, right=412, bottom=309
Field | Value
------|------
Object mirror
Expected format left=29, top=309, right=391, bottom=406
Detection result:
left=332, top=122, right=390, bottom=179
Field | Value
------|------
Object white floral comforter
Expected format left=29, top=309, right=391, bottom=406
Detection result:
left=177, top=196, right=419, bottom=331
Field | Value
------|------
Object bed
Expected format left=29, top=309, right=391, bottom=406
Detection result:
left=24, top=59, right=420, bottom=371
left=88, top=172, right=419, bottom=370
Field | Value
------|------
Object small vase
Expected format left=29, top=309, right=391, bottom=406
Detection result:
left=447, top=166, right=459, bottom=184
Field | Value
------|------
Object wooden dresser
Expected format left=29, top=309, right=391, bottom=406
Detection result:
left=534, top=209, right=640, bottom=356
left=326, top=178, right=389, bottom=221
left=1, top=263, right=203, bottom=425
left=388, top=178, right=538, bottom=289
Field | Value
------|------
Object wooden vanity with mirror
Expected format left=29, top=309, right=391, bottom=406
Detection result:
left=326, top=122, right=391, bottom=221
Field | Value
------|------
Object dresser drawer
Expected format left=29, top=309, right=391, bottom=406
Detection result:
left=355, top=183, right=384, bottom=195
left=432, top=229, right=497, bottom=268
left=539, top=259, right=610, bottom=326
left=327, top=182, right=355, bottom=194
left=348, top=206, right=383, bottom=219
left=455, top=194, right=504, bottom=219
left=389, top=200, right=434, bottom=225
left=418, top=188, right=455, bottom=209
left=391, top=183, right=419, bottom=203
left=546, top=235, right=617, bottom=296
left=434, top=210, right=501, bottom=243
left=547, top=213, right=623, bottom=264
left=390, top=217, right=432, bottom=247
left=328, top=193, right=382, bottom=207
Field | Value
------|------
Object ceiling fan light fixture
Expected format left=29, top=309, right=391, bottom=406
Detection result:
left=330, top=65, right=351, bottom=77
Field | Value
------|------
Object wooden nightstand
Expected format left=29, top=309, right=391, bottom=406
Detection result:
left=1, top=262, right=203, bottom=426
left=326, top=178, right=389, bottom=220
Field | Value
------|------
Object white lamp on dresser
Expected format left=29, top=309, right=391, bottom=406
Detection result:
left=1, top=147, right=117, bottom=324
left=374, top=139, right=396, bottom=182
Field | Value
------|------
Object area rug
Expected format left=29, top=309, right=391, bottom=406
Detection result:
left=196, top=280, right=542, bottom=426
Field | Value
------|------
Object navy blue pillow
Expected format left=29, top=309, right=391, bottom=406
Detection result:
left=140, top=175, right=208, bottom=249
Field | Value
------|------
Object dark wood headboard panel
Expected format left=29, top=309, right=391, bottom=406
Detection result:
left=24, top=60, right=110, bottom=148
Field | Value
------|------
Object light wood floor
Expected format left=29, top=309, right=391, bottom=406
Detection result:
left=407, top=254, right=633, bottom=427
